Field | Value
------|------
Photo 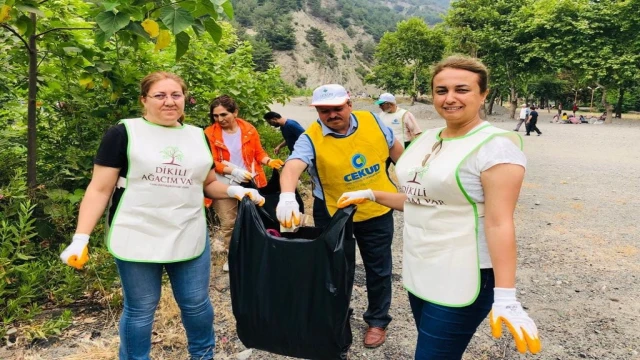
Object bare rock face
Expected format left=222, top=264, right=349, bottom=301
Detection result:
left=273, top=11, right=380, bottom=94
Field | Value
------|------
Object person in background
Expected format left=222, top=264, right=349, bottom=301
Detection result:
left=204, top=95, right=284, bottom=272
left=263, top=111, right=305, bottom=154
left=514, top=103, right=530, bottom=132
left=526, top=106, right=542, bottom=136
left=59, top=72, right=265, bottom=360
left=572, top=103, right=578, bottom=116
left=335, top=56, right=541, bottom=359
left=376, top=93, right=422, bottom=148
left=276, top=84, right=404, bottom=349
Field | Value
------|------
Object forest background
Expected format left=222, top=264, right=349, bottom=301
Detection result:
left=1, top=0, right=639, bottom=348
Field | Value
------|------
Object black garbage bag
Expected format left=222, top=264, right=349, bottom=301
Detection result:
left=257, top=169, right=304, bottom=221
left=229, top=197, right=356, bottom=360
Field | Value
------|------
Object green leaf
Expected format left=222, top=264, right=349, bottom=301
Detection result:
left=160, top=7, right=194, bottom=35
left=175, top=31, right=190, bottom=61
left=15, top=15, right=34, bottom=37
left=193, top=2, right=217, bottom=18
left=15, top=4, right=44, bottom=17
left=220, top=0, right=233, bottom=20
left=95, top=29, right=107, bottom=47
left=192, top=19, right=205, bottom=37
left=203, top=18, right=222, bottom=43
left=95, top=11, right=130, bottom=35
left=103, top=2, right=119, bottom=11
left=16, top=253, right=35, bottom=261
left=62, top=47, right=82, bottom=55
left=95, top=62, right=113, bottom=73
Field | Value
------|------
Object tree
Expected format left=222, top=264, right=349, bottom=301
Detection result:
left=446, top=0, right=532, bottom=119
left=369, top=17, right=445, bottom=102
left=1, top=0, right=233, bottom=189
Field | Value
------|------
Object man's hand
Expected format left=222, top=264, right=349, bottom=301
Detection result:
left=276, top=192, right=301, bottom=228
left=230, top=168, right=253, bottom=183
left=274, top=145, right=282, bottom=155
left=490, top=288, right=541, bottom=354
left=267, top=158, right=285, bottom=170
left=227, top=186, right=265, bottom=206
left=60, top=234, right=90, bottom=269
left=337, top=189, right=375, bottom=208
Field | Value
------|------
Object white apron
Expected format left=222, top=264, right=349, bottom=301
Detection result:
left=379, top=108, right=408, bottom=146
left=106, top=118, right=213, bottom=262
left=395, top=123, right=521, bottom=306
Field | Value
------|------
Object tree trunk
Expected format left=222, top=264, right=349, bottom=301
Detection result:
left=601, top=87, right=613, bottom=124
left=27, top=14, right=38, bottom=189
left=411, top=66, right=417, bottom=106
left=509, top=87, right=517, bottom=119
left=487, top=88, right=498, bottom=115
left=615, top=87, right=624, bottom=118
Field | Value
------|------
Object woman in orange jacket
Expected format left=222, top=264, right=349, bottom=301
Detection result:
left=204, top=95, right=283, bottom=271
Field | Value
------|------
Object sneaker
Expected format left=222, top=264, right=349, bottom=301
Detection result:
left=525, top=134, right=530, bottom=136
left=537, top=133, right=542, bottom=136
left=223, top=262, right=229, bottom=272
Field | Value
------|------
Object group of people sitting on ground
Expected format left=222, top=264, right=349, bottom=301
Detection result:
left=552, top=111, right=606, bottom=124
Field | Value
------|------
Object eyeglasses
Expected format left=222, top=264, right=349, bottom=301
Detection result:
left=422, top=139, right=443, bottom=167
left=147, top=93, right=184, bottom=101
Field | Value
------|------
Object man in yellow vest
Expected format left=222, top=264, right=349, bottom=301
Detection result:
left=276, top=84, right=404, bottom=348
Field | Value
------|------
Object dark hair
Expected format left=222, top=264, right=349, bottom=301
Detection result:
left=140, top=72, right=188, bottom=122
left=530, top=106, right=536, bottom=110
left=209, top=95, right=238, bottom=123
left=263, top=111, right=282, bottom=121
left=431, top=55, right=489, bottom=94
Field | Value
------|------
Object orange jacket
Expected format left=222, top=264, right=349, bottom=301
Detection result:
left=203, top=118, right=269, bottom=188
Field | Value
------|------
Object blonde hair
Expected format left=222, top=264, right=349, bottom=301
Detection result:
left=431, top=56, right=489, bottom=94
left=140, top=72, right=188, bottom=122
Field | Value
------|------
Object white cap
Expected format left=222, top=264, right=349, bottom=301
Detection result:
left=522, top=104, right=527, bottom=107
left=375, top=93, right=396, bottom=105
left=310, top=84, right=350, bottom=106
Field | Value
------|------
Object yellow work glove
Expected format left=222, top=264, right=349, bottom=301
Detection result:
left=60, top=234, right=90, bottom=270
left=276, top=192, right=300, bottom=228
left=267, top=158, right=284, bottom=170
left=490, top=288, right=542, bottom=354
left=227, top=185, right=265, bottom=206
left=337, top=189, right=375, bottom=208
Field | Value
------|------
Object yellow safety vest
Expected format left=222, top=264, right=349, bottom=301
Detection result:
left=306, top=111, right=397, bottom=222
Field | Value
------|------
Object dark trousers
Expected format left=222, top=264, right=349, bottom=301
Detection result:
left=313, top=198, right=394, bottom=328
left=526, top=119, right=541, bottom=135
left=408, top=269, right=495, bottom=360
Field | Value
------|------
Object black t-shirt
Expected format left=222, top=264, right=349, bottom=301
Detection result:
left=94, top=123, right=213, bottom=225
left=529, top=110, right=539, bottom=121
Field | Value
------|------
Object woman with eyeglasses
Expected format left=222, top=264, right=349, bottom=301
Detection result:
left=335, top=56, right=541, bottom=359
left=203, top=95, right=284, bottom=272
left=59, top=72, right=265, bottom=360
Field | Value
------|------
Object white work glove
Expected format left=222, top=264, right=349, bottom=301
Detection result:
left=276, top=192, right=301, bottom=228
left=60, top=234, right=90, bottom=270
left=490, top=288, right=542, bottom=354
left=227, top=185, right=265, bottom=206
left=230, top=168, right=253, bottom=184
left=337, top=189, right=375, bottom=208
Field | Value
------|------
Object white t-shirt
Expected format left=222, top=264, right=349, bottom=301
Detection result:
left=222, top=130, right=247, bottom=170
left=457, top=135, right=527, bottom=268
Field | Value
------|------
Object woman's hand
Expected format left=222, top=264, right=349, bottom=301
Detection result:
left=227, top=185, right=265, bottom=206
left=337, top=189, right=375, bottom=208
left=490, top=288, right=541, bottom=354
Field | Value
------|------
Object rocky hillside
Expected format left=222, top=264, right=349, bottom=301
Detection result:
left=232, top=0, right=450, bottom=93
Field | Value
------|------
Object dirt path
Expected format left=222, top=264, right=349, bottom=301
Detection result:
left=9, top=99, right=640, bottom=360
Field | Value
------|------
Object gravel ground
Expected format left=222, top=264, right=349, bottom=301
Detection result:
left=9, top=99, right=640, bottom=360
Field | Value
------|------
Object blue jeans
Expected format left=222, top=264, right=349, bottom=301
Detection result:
left=313, top=198, right=394, bottom=328
left=115, top=237, right=215, bottom=360
left=408, top=269, right=495, bottom=360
